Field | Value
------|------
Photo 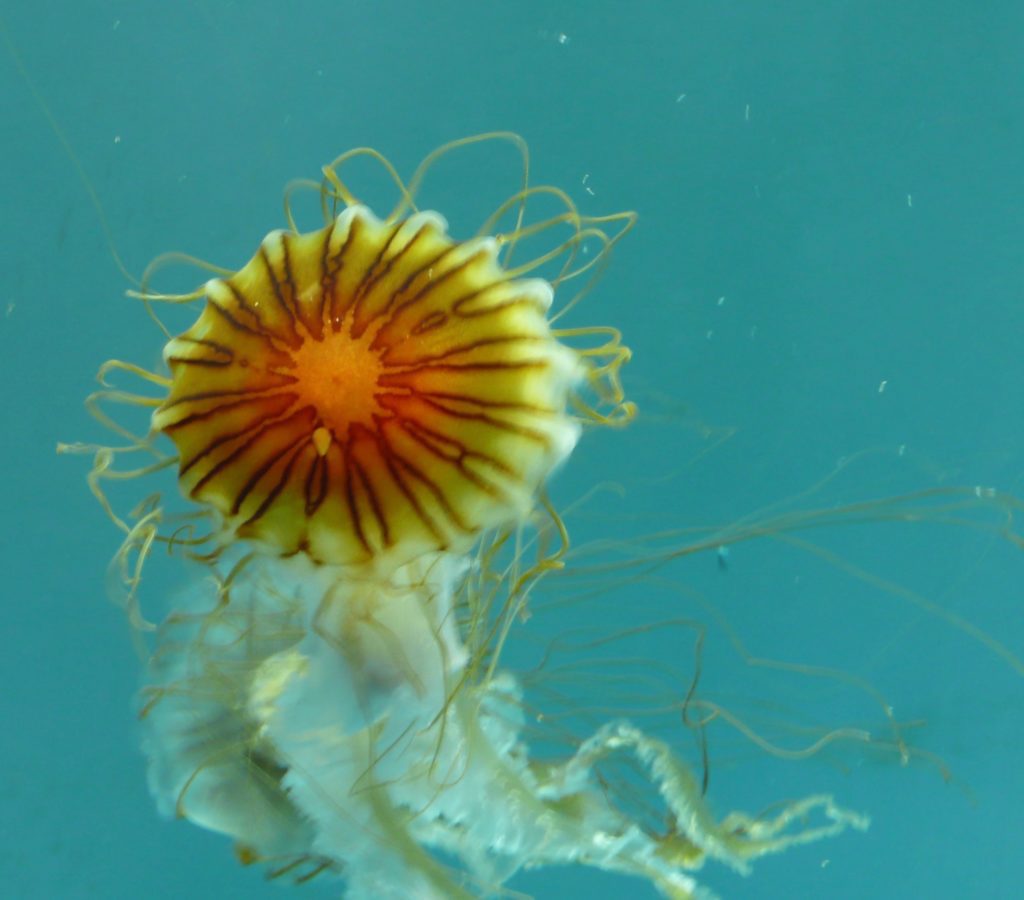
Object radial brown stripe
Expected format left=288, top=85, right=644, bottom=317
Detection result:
left=351, top=220, right=419, bottom=309
left=396, top=418, right=507, bottom=498
left=274, top=234, right=303, bottom=323
left=304, top=451, right=329, bottom=516
left=164, top=356, right=233, bottom=369
left=236, top=434, right=311, bottom=523
left=342, top=448, right=370, bottom=555
left=302, top=224, right=329, bottom=341
left=402, top=413, right=514, bottom=470
left=381, top=240, right=464, bottom=322
left=325, top=219, right=358, bottom=328
left=162, top=386, right=295, bottom=415
left=374, top=429, right=447, bottom=545
left=388, top=335, right=543, bottom=367
left=231, top=423, right=315, bottom=516
left=187, top=404, right=291, bottom=450
left=259, top=245, right=299, bottom=329
left=414, top=389, right=555, bottom=414
left=349, top=442, right=391, bottom=549
left=208, top=294, right=268, bottom=339
left=374, top=257, right=501, bottom=355
left=186, top=406, right=314, bottom=497
left=152, top=204, right=581, bottom=569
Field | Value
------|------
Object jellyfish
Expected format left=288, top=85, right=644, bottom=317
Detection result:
left=70, top=135, right=869, bottom=899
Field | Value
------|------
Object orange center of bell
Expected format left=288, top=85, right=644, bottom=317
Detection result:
left=288, top=324, right=385, bottom=442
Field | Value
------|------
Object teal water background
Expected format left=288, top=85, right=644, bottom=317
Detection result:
left=2, top=1, right=1022, bottom=897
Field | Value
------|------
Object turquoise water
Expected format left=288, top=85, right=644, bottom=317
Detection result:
left=2, top=1, right=1022, bottom=897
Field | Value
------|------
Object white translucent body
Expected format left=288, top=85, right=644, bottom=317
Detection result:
left=143, top=553, right=866, bottom=899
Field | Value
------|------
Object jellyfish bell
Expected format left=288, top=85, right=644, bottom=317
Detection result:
left=153, top=202, right=583, bottom=570
left=77, top=133, right=635, bottom=582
